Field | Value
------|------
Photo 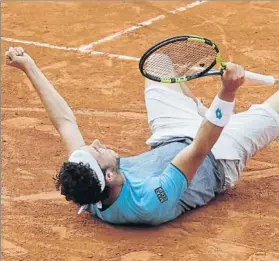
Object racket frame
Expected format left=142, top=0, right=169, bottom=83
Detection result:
left=139, top=35, right=224, bottom=83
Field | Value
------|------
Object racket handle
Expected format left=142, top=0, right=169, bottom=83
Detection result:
left=244, top=71, right=275, bottom=86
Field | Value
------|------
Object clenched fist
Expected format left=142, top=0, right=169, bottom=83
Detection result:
left=5, top=47, right=35, bottom=72
left=218, top=62, right=245, bottom=102
left=221, top=62, right=245, bottom=93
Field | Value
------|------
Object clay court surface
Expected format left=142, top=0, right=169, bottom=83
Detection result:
left=1, top=1, right=279, bottom=260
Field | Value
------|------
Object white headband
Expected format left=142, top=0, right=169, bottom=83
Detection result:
left=68, top=150, right=106, bottom=192
left=69, top=150, right=105, bottom=213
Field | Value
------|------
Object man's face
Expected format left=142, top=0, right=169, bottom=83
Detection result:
left=80, top=139, right=119, bottom=172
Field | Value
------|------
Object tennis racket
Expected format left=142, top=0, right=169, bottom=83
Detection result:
left=139, top=35, right=277, bottom=86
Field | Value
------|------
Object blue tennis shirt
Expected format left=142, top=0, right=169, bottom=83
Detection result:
left=88, top=141, right=223, bottom=225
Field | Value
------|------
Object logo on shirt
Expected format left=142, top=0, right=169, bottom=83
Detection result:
left=155, top=187, right=168, bottom=203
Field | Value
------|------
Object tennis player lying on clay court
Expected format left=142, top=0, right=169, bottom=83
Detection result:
left=6, top=47, right=279, bottom=225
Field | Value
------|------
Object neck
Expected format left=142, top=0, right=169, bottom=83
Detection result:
left=102, top=173, right=124, bottom=207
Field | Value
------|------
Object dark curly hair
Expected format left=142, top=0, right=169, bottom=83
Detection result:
left=54, top=162, right=109, bottom=205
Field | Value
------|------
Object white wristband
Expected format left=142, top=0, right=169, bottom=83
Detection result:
left=205, top=95, right=235, bottom=127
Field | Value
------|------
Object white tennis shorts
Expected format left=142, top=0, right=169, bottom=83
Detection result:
left=145, top=79, right=279, bottom=188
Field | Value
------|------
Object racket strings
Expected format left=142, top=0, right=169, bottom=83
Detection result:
left=143, top=41, right=217, bottom=78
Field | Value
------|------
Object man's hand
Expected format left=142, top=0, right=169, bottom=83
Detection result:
left=5, top=47, right=35, bottom=72
left=219, top=62, right=245, bottom=102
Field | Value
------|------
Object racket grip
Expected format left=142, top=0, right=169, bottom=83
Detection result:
left=244, top=71, right=275, bottom=86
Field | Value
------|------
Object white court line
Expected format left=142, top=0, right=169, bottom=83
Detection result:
left=79, top=15, right=165, bottom=50
left=79, top=0, right=207, bottom=51
left=2, top=37, right=140, bottom=61
left=2, top=1, right=206, bottom=60
left=2, top=37, right=78, bottom=51
left=2, top=107, right=146, bottom=119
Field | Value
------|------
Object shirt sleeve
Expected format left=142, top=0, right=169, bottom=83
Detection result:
left=140, top=163, right=188, bottom=214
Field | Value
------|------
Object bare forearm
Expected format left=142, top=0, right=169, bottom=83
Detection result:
left=24, top=63, right=77, bottom=130
left=6, top=47, right=85, bottom=154
left=192, top=120, right=223, bottom=157
left=172, top=88, right=236, bottom=182
left=193, top=88, right=235, bottom=155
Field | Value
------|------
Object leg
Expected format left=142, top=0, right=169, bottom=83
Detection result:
left=220, top=90, right=279, bottom=188
left=145, top=78, right=182, bottom=93
left=264, top=90, right=279, bottom=113
left=145, top=52, right=208, bottom=117
left=144, top=53, right=184, bottom=94
left=144, top=79, right=203, bottom=147
left=212, top=101, right=279, bottom=188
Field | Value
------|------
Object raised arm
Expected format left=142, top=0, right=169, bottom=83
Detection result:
left=5, top=47, right=85, bottom=155
left=172, top=63, right=245, bottom=183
